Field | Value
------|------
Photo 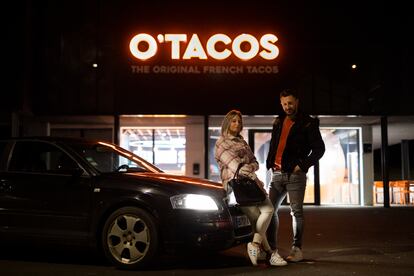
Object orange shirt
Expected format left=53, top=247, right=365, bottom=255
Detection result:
left=274, top=117, right=295, bottom=170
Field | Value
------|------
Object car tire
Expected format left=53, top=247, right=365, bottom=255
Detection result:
left=101, top=206, right=158, bottom=270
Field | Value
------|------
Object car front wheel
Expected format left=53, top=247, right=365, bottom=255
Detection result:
left=102, top=207, right=158, bottom=269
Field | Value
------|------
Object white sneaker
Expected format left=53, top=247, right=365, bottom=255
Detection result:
left=286, top=246, right=303, bottom=262
left=269, top=250, right=288, bottom=266
left=247, top=242, right=260, bottom=266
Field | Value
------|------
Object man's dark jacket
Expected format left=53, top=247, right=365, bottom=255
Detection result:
left=266, top=112, right=325, bottom=173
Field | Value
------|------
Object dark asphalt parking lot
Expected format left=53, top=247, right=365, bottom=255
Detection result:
left=1, top=206, right=414, bottom=276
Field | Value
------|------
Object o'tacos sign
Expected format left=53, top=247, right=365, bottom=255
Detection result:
left=129, top=33, right=280, bottom=74
left=129, top=33, right=279, bottom=60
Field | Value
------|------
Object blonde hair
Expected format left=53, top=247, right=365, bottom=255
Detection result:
left=221, top=109, right=243, bottom=136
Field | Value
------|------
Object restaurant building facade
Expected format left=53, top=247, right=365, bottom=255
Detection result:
left=2, top=0, right=413, bottom=206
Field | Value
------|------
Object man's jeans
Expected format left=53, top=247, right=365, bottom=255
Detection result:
left=267, top=171, right=307, bottom=249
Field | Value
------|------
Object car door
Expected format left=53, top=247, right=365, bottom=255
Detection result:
left=0, top=140, right=12, bottom=232
left=1, top=140, right=93, bottom=241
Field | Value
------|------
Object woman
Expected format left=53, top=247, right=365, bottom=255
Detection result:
left=214, top=110, right=287, bottom=266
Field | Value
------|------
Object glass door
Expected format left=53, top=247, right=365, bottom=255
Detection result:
left=317, top=128, right=361, bottom=205
left=249, top=130, right=316, bottom=204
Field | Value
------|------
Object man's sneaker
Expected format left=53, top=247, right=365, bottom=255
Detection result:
left=247, top=242, right=260, bottom=266
left=257, top=250, right=267, bottom=261
left=269, top=250, right=288, bottom=266
left=286, top=246, right=303, bottom=262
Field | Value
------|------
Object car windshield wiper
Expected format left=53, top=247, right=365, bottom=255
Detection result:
left=114, top=164, right=149, bottom=173
left=115, top=164, right=129, bottom=172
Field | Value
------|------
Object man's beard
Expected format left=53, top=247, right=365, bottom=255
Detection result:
left=285, top=108, right=297, bottom=117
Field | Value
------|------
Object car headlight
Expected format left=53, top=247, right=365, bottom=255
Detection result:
left=170, top=194, right=219, bottom=211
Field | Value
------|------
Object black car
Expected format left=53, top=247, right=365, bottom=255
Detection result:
left=0, top=137, right=252, bottom=269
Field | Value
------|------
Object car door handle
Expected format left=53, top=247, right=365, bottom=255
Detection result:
left=0, top=179, right=12, bottom=193
left=0, top=179, right=6, bottom=193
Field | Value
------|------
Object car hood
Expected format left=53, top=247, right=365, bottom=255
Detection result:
left=124, top=172, right=224, bottom=190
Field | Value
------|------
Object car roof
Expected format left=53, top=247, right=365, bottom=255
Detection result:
left=0, top=136, right=105, bottom=144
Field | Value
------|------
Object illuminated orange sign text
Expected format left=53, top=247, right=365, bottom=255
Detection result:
left=129, top=33, right=279, bottom=61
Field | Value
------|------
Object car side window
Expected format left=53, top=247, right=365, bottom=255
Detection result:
left=0, top=141, right=8, bottom=170
left=9, top=141, right=79, bottom=174
left=0, top=142, right=7, bottom=156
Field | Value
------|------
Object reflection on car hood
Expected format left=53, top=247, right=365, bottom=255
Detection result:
left=125, top=172, right=223, bottom=190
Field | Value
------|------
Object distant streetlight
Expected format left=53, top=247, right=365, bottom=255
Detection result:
left=92, top=63, right=98, bottom=68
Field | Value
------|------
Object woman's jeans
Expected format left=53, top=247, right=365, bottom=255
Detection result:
left=240, top=198, right=274, bottom=251
left=267, top=171, right=307, bottom=249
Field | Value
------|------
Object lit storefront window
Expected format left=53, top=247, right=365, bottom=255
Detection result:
left=208, top=126, right=362, bottom=205
left=120, top=127, right=186, bottom=175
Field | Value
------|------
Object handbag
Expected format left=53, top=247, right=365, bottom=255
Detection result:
left=228, top=163, right=266, bottom=206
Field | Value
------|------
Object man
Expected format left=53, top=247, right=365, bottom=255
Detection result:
left=266, top=88, right=325, bottom=263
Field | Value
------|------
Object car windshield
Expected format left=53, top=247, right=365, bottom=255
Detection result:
left=66, top=141, right=162, bottom=173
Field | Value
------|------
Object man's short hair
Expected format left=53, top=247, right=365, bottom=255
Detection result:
left=280, top=88, right=298, bottom=99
